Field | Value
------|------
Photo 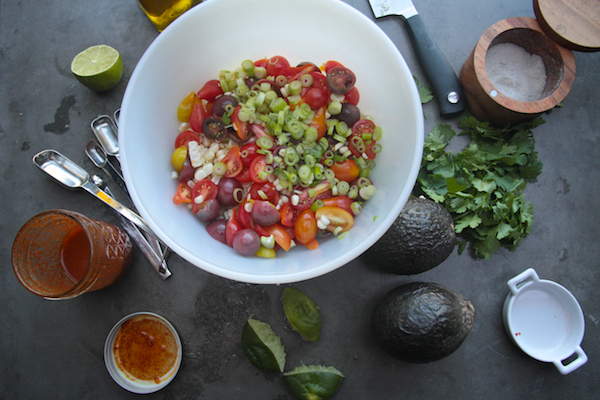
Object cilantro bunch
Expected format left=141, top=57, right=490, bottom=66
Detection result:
left=414, top=116, right=544, bottom=259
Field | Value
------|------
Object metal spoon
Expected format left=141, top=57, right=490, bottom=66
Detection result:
left=85, top=139, right=129, bottom=197
left=91, top=115, right=120, bottom=162
left=92, top=174, right=171, bottom=279
left=33, top=149, right=158, bottom=240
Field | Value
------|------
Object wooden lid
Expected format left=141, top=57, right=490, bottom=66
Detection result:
left=533, top=0, right=600, bottom=52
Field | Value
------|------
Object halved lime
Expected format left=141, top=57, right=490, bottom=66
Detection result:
left=282, top=287, right=322, bottom=342
left=241, top=318, right=286, bottom=372
left=71, top=45, right=123, bottom=91
left=284, top=364, right=345, bottom=400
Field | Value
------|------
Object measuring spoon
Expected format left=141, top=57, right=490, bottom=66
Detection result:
left=91, top=115, right=120, bottom=162
left=85, top=139, right=129, bottom=197
left=33, top=149, right=158, bottom=241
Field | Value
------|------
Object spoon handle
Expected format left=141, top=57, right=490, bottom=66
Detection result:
left=104, top=159, right=129, bottom=197
left=81, top=180, right=158, bottom=240
left=103, top=185, right=171, bottom=279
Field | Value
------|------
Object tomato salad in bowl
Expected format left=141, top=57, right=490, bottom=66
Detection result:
left=170, top=56, right=382, bottom=258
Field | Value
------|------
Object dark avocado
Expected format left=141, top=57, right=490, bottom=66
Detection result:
left=371, top=282, right=475, bottom=363
left=362, top=196, right=455, bottom=275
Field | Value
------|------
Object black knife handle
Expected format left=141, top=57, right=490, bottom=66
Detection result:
left=403, top=14, right=465, bottom=118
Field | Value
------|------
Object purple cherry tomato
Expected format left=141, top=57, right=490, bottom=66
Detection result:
left=195, top=198, right=220, bottom=222
left=251, top=200, right=281, bottom=226
left=232, top=228, right=260, bottom=256
left=206, top=219, right=227, bottom=244
left=217, top=177, right=243, bottom=207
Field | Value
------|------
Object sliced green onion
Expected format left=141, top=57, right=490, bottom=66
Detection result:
left=324, top=168, right=335, bottom=180
left=284, top=148, right=299, bottom=165
left=242, top=60, right=255, bottom=77
left=305, top=154, right=316, bottom=167
left=359, top=185, right=377, bottom=200
left=233, top=188, right=245, bottom=203
left=348, top=185, right=358, bottom=199
left=350, top=136, right=365, bottom=153
left=351, top=201, right=363, bottom=215
left=337, top=180, right=350, bottom=196
left=258, top=189, right=269, bottom=200
left=359, top=168, right=372, bottom=178
left=289, top=172, right=299, bottom=184
left=288, top=80, right=302, bottom=95
left=357, top=177, right=372, bottom=188
left=327, top=101, right=342, bottom=115
left=260, top=81, right=271, bottom=92
left=258, top=171, right=268, bottom=181
left=301, top=74, right=314, bottom=87
left=336, top=121, right=349, bottom=136
left=254, top=66, right=267, bottom=79
left=275, top=75, right=287, bottom=87
left=373, top=126, right=383, bottom=141
left=213, top=162, right=227, bottom=176
left=270, top=97, right=287, bottom=112
left=371, top=143, right=382, bottom=154
left=310, top=199, right=324, bottom=212
left=257, top=135, right=274, bottom=149
left=265, top=165, right=274, bottom=174
left=324, top=158, right=334, bottom=167
left=333, top=134, right=346, bottom=143
left=337, top=231, right=349, bottom=240
left=298, top=164, right=312, bottom=181
left=304, top=127, right=318, bottom=143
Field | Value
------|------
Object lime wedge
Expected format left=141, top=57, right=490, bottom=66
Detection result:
left=241, top=318, right=286, bottom=372
left=71, top=45, right=123, bottom=91
left=283, top=287, right=322, bottom=342
left=284, top=364, right=345, bottom=400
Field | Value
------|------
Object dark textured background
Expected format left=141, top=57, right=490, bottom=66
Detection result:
left=1, top=0, right=599, bottom=398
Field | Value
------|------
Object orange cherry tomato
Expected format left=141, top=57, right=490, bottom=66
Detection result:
left=329, top=158, right=360, bottom=182
left=173, top=182, right=192, bottom=204
left=303, top=238, right=319, bottom=250
left=309, top=107, right=327, bottom=140
left=222, top=146, right=243, bottom=178
left=263, top=223, right=292, bottom=252
left=294, top=209, right=318, bottom=245
left=322, top=196, right=354, bottom=215
left=280, top=202, right=299, bottom=227
left=315, top=206, right=354, bottom=233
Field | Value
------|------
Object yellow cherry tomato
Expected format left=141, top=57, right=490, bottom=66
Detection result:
left=171, top=146, right=187, bottom=172
left=177, top=92, right=196, bottom=122
left=255, top=245, right=276, bottom=258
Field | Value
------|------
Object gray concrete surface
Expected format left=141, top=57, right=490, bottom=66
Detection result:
left=1, top=0, right=599, bottom=398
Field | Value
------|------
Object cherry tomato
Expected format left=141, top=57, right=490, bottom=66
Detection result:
left=309, top=71, right=330, bottom=93
left=231, top=104, right=249, bottom=140
left=207, top=219, right=227, bottom=244
left=266, top=56, right=290, bottom=77
left=202, top=116, right=227, bottom=142
left=303, top=238, right=319, bottom=250
left=189, top=97, right=207, bottom=133
left=197, top=79, right=224, bottom=101
left=225, top=208, right=243, bottom=247
left=174, top=130, right=199, bottom=149
left=345, top=86, right=360, bottom=105
left=222, top=146, right=243, bottom=178
left=232, top=229, right=261, bottom=256
left=236, top=166, right=252, bottom=183
left=322, top=196, right=355, bottom=215
left=251, top=200, right=281, bottom=227
left=294, top=180, right=330, bottom=210
left=249, top=155, right=269, bottom=184
left=308, top=106, right=327, bottom=139
left=329, top=159, right=360, bottom=182
left=240, top=142, right=260, bottom=167
left=253, top=224, right=269, bottom=237
left=254, top=59, right=268, bottom=69
left=249, top=181, right=279, bottom=205
left=237, top=201, right=255, bottom=230
left=280, top=202, right=299, bottom=227
left=326, top=66, right=356, bottom=95
left=177, top=92, right=196, bottom=122
left=324, top=60, right=344, bottom=73
left=173, top=182, right=192, bottom=204
left=191, top=179, right=218, bottom=214
left=171, top=146, right=187, bottom=172
left=301, top=87, right=329, bottom=109
left=280, top=64, right=317, bottom=82
left=294, top=209, right=318, bottom=245
left=263, top=223, right=292, bottom=252
left=349, top=119, right=378, bottom=160
left=315, top=206, right=354, bottom=233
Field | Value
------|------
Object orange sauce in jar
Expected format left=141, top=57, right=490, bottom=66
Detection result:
left=113, top=315, right=179, bottom=384
left=59, top=225, right=90, bottom=283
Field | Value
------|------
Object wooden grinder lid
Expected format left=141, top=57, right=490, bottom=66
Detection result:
left=533, top=0, right=600, bottom=52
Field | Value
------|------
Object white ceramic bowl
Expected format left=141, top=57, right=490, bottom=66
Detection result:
left=119, top=0, right=423, bottom=284
left=503, top=269, right=588, bottom=375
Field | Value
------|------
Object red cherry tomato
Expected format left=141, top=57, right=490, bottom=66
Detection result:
left=173, top=182, right=192, bottom=204
left=189, top=97, right=207, bottom=133
left=315, top=206, right=354, bottom=233
left=249, top=181, right=279, bottom=205
left=263, top=223, right=292, bottom=252
left=329, top=159, right=360, bottom=182
left=237, top=201, right=254, bottom=230
left=280, top=202, right=299, bottom=227
left=294, top=180, right=330, bottom=210
left=240, top=142, right=260, bottom=167
left=324, top=60, right=344, bottom=72
left=249, top=155, right=269, bottom=184
left=231, top=105, right=249, bottom=140
left=345, top=86, right=360, bottom=106
left=225, top=208, right=242, bottom=247
left=197, top=79, right=224, bottom=101
left=294, top=209, right=318, bottom=245
left=191, top=179, right=218, bottom=214
left=349, top=119, right=378, bottom=160
left=222, top=146, right=243, bottom=178
left=322, top=196, right=355, bottom=215
left=174, top=130, right=199, bottom=149
left=280, top=64, right=318, bottom=82
left=309, top=71, right=330, bottom=93
left=236, top=166, right=252, bottom=183
left=266, top=56, right=290, bottom=77
left=301, top=87, right=329, bottom=109
left=254, top=224, right=270, bottom=237
left=254, top=59, right=268, bottom=69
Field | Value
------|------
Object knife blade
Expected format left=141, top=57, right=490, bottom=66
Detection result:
left=369, top=0, right=465, bottom=117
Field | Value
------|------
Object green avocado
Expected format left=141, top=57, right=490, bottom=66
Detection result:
left=371, top=282, right=475, bottom=363
left=362, top=196, right=455, bottom=275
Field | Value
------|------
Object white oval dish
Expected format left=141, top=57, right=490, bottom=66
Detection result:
left=119, top=0, right=424, bottom=284
left=502, top=268, right=587, bottom=375
left=104, top=312, right=183, bottom=393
